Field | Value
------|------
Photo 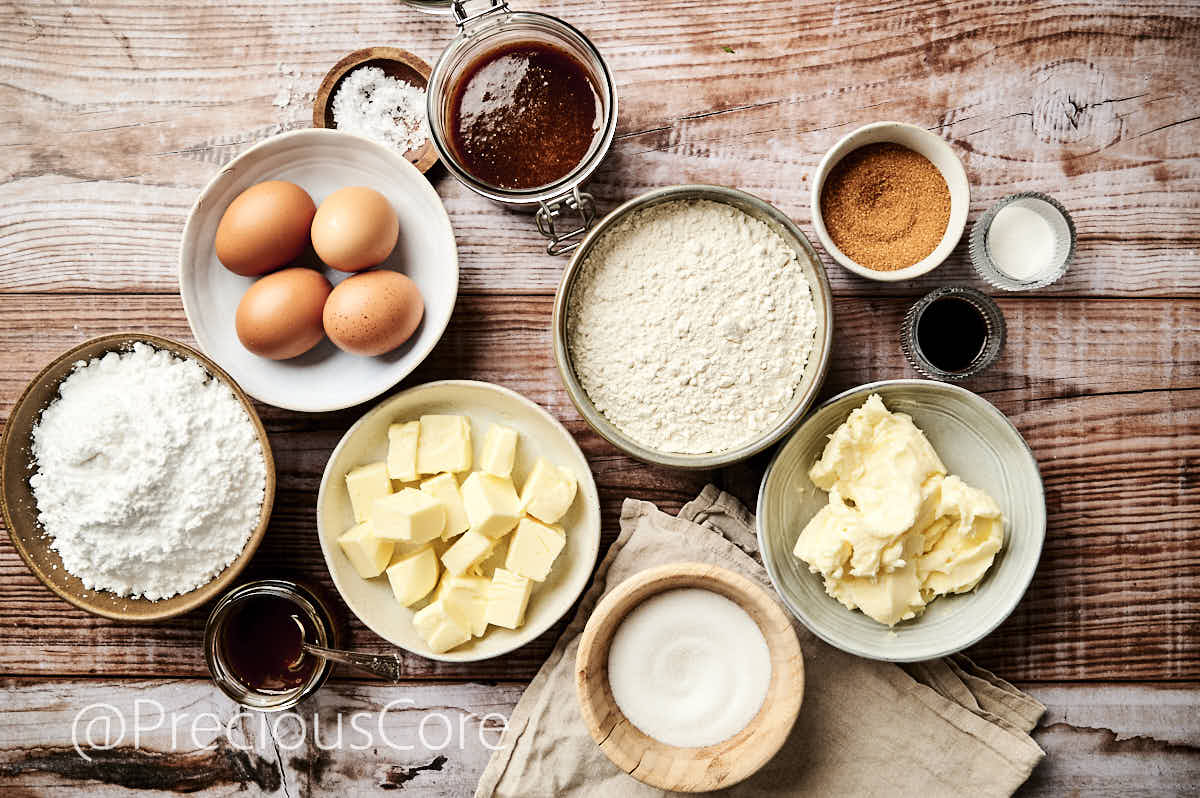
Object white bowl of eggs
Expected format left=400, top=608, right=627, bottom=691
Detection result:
left=179, top=129, right=458, bottom=412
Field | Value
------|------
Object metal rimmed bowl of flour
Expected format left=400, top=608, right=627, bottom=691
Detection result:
left=0, top=333, right=275, bottom=622
left=553, top=185, right=834, bottom=469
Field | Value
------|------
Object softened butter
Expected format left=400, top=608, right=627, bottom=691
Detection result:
left=793, top=394, right=1004, bottom=626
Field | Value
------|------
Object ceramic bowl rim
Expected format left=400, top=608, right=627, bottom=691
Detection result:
left=755, top=378, right=1046, bottom=661
left=809, top=121, right=970, bottom=282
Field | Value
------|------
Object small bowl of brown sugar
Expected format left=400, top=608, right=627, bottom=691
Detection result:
left=811, top=121, right=970, bottom=281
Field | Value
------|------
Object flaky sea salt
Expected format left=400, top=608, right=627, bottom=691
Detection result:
left=332, top=65, right=428, bottom=154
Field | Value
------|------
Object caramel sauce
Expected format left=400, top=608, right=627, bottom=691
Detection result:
left=449, top=41, right=601, bottom=190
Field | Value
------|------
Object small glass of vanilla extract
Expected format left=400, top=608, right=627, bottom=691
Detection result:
left=902, top=286, right=1006, bottom=380
left=204, top=579, right=336, bottom=711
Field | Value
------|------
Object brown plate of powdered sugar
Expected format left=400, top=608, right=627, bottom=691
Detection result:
left=810, top=121, right=970, bottom=282
left=0, top=333, right=275, bottom=622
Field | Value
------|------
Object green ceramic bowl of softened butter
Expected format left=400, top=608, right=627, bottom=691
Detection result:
left=756, top=380, right=1046, bottom=662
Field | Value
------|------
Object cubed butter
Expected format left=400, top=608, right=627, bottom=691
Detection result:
left=372, top=488, right=446, bottom=544
left=479, top=424, right=519, bottom=478
left=505, top=517, right=566, bottom=582
left=385, top=545, right=439, bottom=606
left=461, top=472, right=521, bottom=539
left=441, top=529, right=496, bottom=575
left=412, top=600, right=471, bottom=653
left=337, top=521, right=394, bottom=579
left=437, top=573, right=490, bottom=636
left=519, top=458, right=578, bottom=524
left=387, top=421, right=420, bottom=482
left=345, top=462, right=392, bottom=524
left=485, top=568, right=533, bottom=629
left=420, top=473, right=470, bottom=540
left=416, top=415, right=472, bottom=475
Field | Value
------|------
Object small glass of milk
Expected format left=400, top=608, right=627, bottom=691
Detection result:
left=969, top=193, right=1076, bottom=290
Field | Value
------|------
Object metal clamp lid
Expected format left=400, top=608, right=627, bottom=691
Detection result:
left=451, top=0, right=509, bottom=32
left=536, top=188, right=597, bottom=256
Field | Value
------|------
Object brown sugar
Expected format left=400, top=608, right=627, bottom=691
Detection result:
left=819, top=143, right=951, bottom=271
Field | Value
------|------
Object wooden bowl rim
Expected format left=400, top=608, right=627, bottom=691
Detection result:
left=312, top=46, right=439, bottom=174
left=575, top=562, right=804, bottom=792
left=0, top=332, right=276, bottom=622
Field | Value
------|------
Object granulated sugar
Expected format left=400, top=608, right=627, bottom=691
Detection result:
left=29, top=344, right=266, bottom=600
left=567, top=199, right=818, bottom=454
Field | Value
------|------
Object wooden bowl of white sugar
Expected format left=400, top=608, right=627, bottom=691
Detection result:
left=575, top=562, right=804, bottom=792
left=0, top=333, right=275, bottom=622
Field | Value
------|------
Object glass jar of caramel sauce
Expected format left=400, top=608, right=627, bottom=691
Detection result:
left=416, top=0, right=618, bottom=254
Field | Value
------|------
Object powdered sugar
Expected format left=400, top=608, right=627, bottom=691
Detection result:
left=29, top=343, right=266, bottom=600
left=332, top=66, right=428, bottom=154
left=567, top=199, right=817, bottom=454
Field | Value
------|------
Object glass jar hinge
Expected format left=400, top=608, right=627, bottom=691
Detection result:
left=451, top=0, right=509, bottom=33
left=535, top=188, right=597, bottom=256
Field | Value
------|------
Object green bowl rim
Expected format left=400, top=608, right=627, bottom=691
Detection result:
left=754, top=378, right=1046, bottom=662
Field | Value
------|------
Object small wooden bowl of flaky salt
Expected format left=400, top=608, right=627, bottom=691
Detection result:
left=575, top=562, right=804, bottom=792
left=314, top=47, right=438, bottom=174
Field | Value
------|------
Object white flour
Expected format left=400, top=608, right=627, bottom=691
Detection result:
left=567, top=199, right=818, bottom=454
left=29, top=344, right=266, bottom=600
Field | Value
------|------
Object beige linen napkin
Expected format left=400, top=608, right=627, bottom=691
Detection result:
left=476, top=485, right=1044, bottom=797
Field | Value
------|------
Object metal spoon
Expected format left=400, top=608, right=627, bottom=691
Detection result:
left=287, top=614, right=405, bottom=682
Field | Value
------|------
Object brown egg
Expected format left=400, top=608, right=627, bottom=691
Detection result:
left=310, top=186, right=400, bottom=272
left=235, top=268, right=332, bottom=359
left=323, top=270, right=424, bottom=356
left=215, top=181, right=316, bottom=276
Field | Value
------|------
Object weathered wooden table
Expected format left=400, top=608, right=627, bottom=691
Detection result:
left=2, top=1, right=1198, bottom=794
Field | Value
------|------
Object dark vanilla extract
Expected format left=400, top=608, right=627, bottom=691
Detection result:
left=220, top=593, right=316, bottom=692
left=916, top=297, right=987, bottom=373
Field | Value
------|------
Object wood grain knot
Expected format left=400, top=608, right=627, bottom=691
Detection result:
left=1030, top=60, right=1123, bottom=150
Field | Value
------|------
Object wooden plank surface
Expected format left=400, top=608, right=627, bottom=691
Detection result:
left=1, top=295, right=1196, bottom=681
left=1, top=0, right=1198, bottom=296
left=1, top=678, right=1196, bottom=796
left=2, top=0, right=1199, bottom=793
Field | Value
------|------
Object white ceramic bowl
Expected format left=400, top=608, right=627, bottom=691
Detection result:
left=316, top=380, right=602, bottom=662
left=810, top=121, right=970, bottom=282
left=179, top=129, right=458, bottom=412
left=757, top=380, right=1045, bottom=662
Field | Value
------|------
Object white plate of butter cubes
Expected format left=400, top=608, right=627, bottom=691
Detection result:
left=316, top=379, right=602, bottom=661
